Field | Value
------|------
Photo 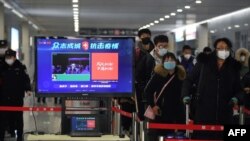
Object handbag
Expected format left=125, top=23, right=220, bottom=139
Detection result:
left=144, top=74, right=175, bottom=120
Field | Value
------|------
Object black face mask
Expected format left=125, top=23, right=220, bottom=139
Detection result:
left=141, top=37, right=151, bottom=45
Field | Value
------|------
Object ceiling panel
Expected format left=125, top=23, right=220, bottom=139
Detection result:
left=3, top=0, right=250, bottom=35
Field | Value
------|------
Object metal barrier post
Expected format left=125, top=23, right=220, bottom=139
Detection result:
left=239, top=106, right=245, bottom=125
left=139, top=121, right=145, bottom=141
left=158, top=136, right=164, bottom=141
left=185, top=104, right=190, bottom=138
left=112, top=99, right=121, bottom=135
left=132, top=112, right=138, bottom=141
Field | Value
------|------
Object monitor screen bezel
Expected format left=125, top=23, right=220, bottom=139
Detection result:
left=34, top=36, right=135, bottom=97
left=70, top=115, right=100, bottom=133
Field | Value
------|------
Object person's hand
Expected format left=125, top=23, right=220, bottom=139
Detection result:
left=244, top=87, right=250, bottom=94
left=229, top=97, right=238, bottom=107
left=183, top=96, right=191, bottom=104
left=152, top=105, right=160, bottom=115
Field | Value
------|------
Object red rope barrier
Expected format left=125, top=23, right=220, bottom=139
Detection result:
left=0, top=106, right=62, bottom=112
left=165, top=139, right=222, bottom=141
left=148, top=123, right=224, bottom=131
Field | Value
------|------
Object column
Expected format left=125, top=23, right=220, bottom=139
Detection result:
left=197, top=23, right=209, bottom=51
left=21, top=22, right=30, bottom=68
left=0, top=3, right=5, bottom=39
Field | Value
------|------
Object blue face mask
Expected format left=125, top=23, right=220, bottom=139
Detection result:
left=164, top=61, right=176, bottom=70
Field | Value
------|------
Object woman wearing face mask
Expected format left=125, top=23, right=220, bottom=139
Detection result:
left=182, top=38, right=243, bottom=140
left=235, top=48, right=250, bottom=79
left=145, top=52, right=186, bottom=139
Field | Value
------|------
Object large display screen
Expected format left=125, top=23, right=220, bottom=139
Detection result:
left=35, top=36, right=134, bottom=97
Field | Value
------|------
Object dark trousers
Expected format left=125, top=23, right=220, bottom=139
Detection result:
left=0, top=98, right=23, bottom=141
left=135, top=83, right=146, bottom=120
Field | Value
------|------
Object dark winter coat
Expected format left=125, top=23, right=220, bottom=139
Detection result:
left=182, top=52, right=242, bottom=124
left=145, top=64, right=186, bottom=123
left=241, top=72, right=250, bottom=109
left=0, top=60, right=31, bottom=101
left=178, top=55, right=196, bottom=74
left=135, top=43, right=155, bottom=84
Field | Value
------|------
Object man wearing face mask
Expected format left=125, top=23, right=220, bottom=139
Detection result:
left=235, top=48, right=249, bottom=79
left=182, top=38, right=243, bottom=140
left=0, top=48, right=31, bottom=141
left=134, top=28, right=155, bottom=122
left=178, top=45, right=196, bottom=74
left=150, top=35, right=169, bottom=65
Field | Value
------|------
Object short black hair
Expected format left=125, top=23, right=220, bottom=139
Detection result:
left=182, top=45, right=192, bottom=51
left=213, top=37, right=232, bottom=49
left=153, top=35, right=169, bottom=45
left=203, top=47, right=212, bottom=52
left=162, top=52, right=177, bottom=64
left=138, top=29, right=151, bottom=37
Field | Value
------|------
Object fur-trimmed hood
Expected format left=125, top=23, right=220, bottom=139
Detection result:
left=235, top=48, right=249, bottom=66
left=154, top=64, right=186, bottom=80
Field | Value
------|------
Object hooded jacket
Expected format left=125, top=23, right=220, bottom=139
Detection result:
left=235, top=48, right=250, bottom=78
left=182, top=52, right=242, bottom=124
left=145, top=64, right=186, bottom=123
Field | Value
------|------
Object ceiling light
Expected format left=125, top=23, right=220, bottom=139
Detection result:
left=146, top=24, right=151, bottom=28
left=12, top=9, right=24, bottom=18
left=234, top=25, right=240, bottom=28
left=164, top=15, right=170, bottom=18
left=210, top=30, right=215, bottom=34
left=170, top=13, right=176, bottom=16
left=244, top=23, right=249, bottom=26
left=72, top=0, right=78, bottom=3
left=185, top=5, right=191, bottom=9
left=73, top=11, right=79, bottom=14
left=177, top=9, right=183, bottom=12
left=228, top=26, right=232, bottom=30
left=195, top=0, right=202, bottom=4
left=72, top=4, right=78, bottom=8
left=75, top=29, right=79, bottom=32
left=73, top=8, right=79, bottom=11
left=159, top=18, right=164, bottom=21
left=154, top=20, right=159, bottom=24
left=150, top=23, right=154, bottom=26
left=74, top=17, right=79, bottom=20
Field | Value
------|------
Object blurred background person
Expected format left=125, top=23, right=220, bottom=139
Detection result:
left=240, top=55, right=250, bottom=124
left=178, top=45, right=196, bottom=74
left=235, top=48, right=250, bottom=79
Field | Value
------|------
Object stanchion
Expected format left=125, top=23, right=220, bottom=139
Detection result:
left=158, top=136, right=164, bottom=141
left=140, top=121, right=145, bottom=141
left=239, top=106, right=245, bottom=125
left=113, top=99, right=121, bottom=136
left=185, top=104, right=190, bottom=138
left=132, top=112, right=138, bottom=141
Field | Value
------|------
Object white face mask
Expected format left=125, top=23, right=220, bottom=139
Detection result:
left=158, top=48, right=168, bottom=56
left=184, top=54, right=191, bottom=60
left=5, top=59, right=14, bottom=65
left=217, top=50, right=230, bottom=60
left=240, top=56, right=246, bottom=62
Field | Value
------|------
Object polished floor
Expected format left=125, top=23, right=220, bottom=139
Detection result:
left=4, top=95, right=62, bottom=141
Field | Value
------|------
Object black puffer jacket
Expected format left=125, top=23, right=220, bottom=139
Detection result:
left=0, top=60, right=31, bottom=99
left=182, top=52, right=243, bottom=124
left=145, top=64, right=186, bottom=123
